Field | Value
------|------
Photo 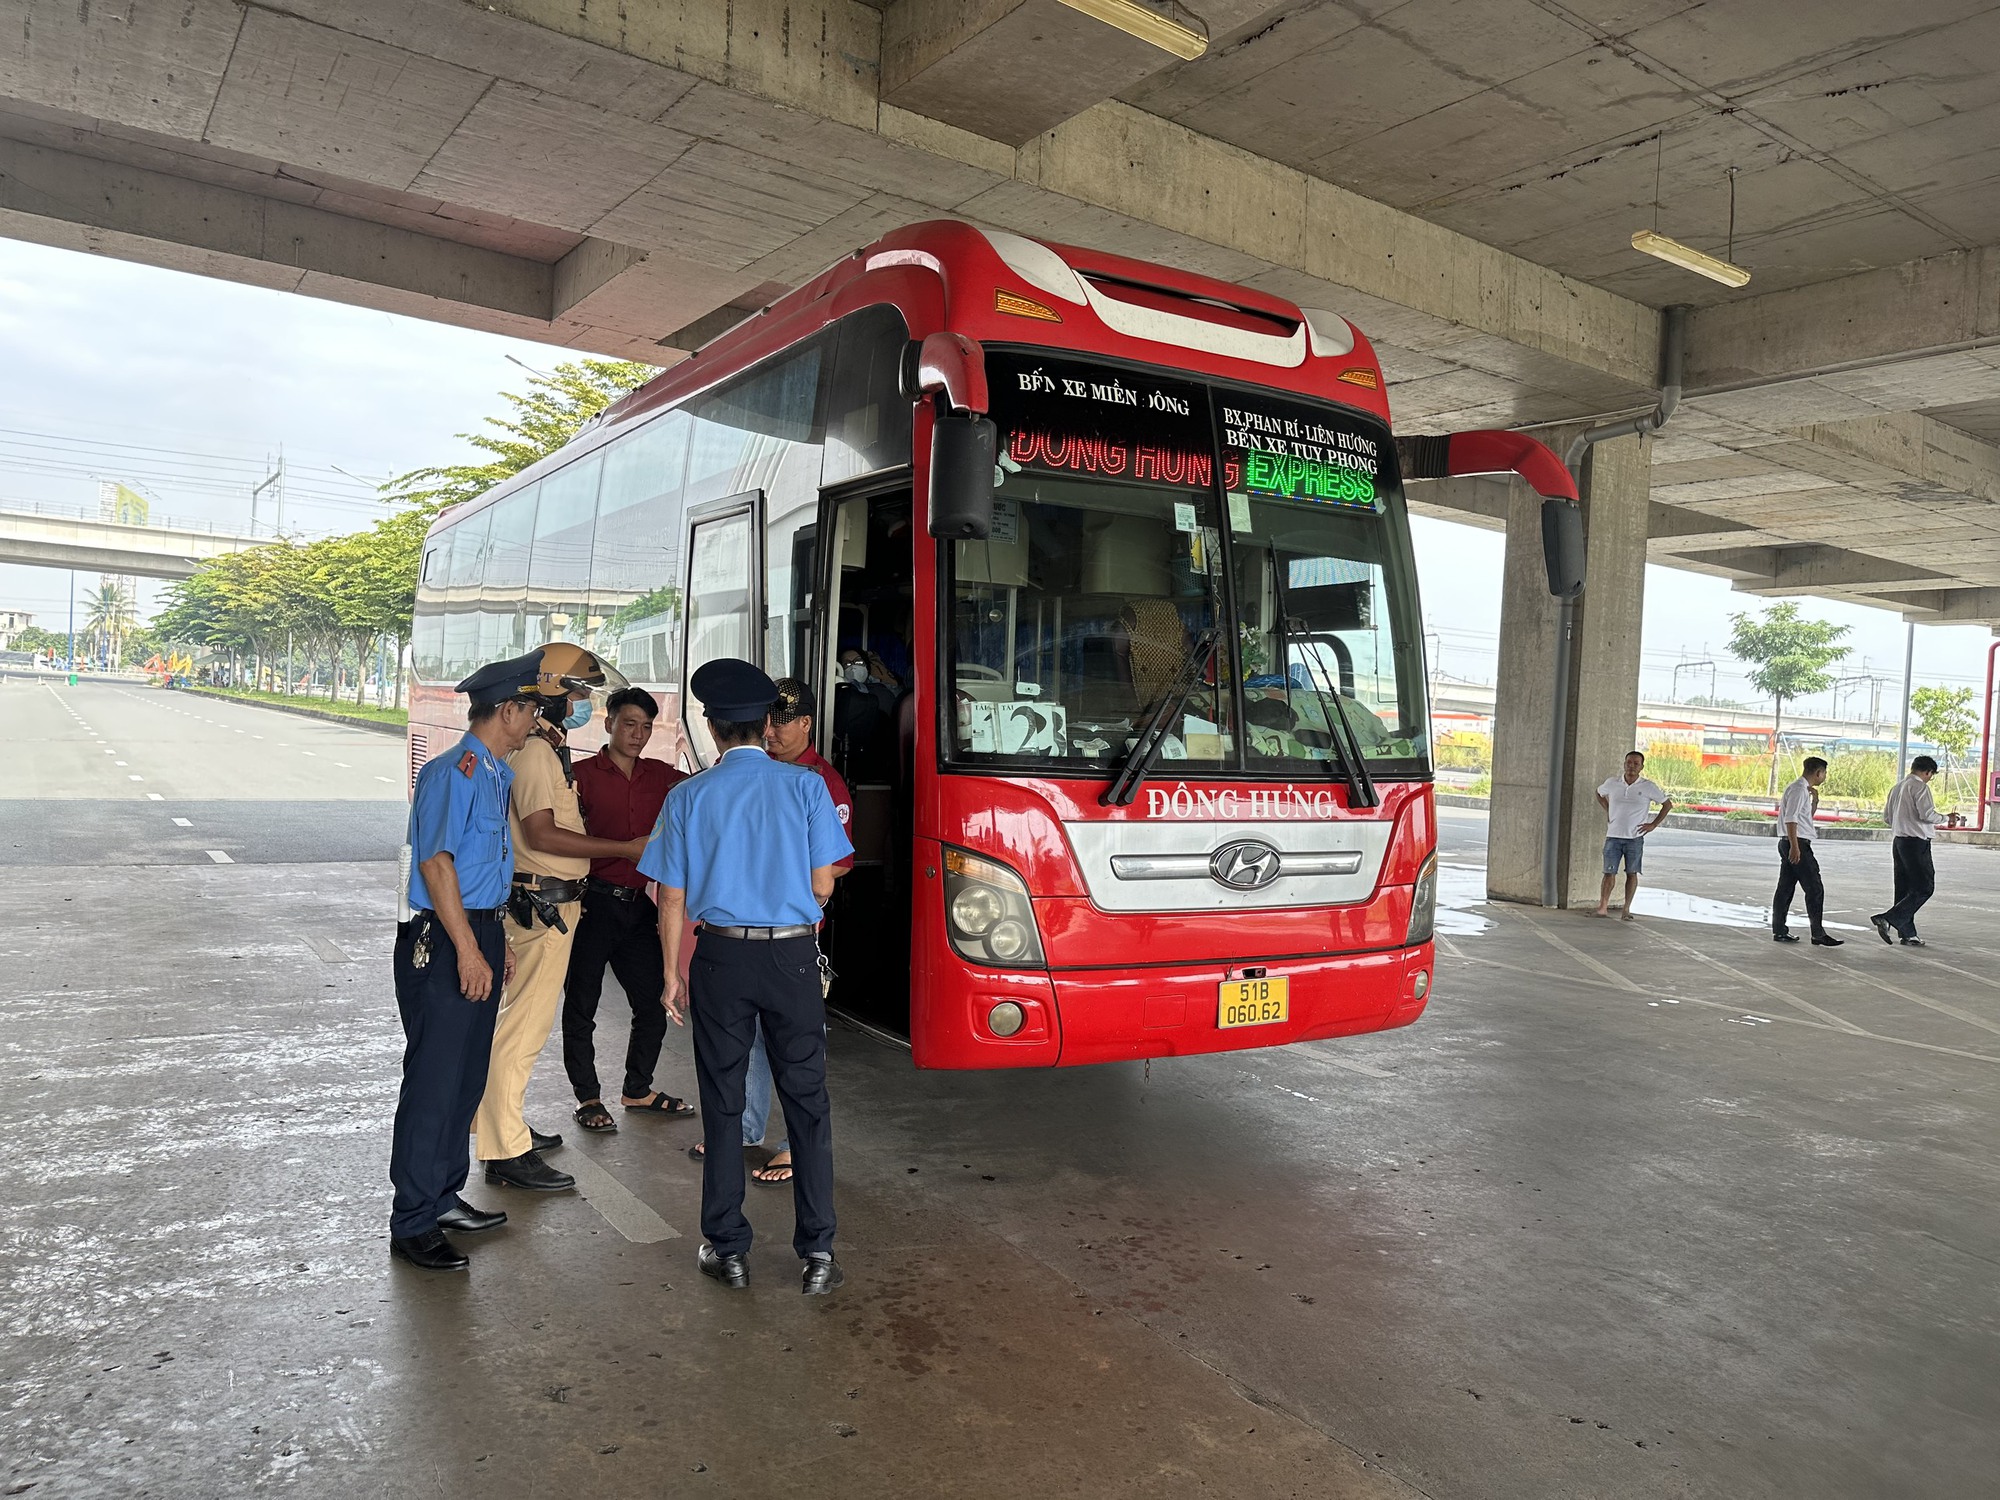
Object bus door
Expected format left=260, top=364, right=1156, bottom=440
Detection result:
left=816, top=485, right=916, bottom=1036
left=679, top=490, right=764, bottom=768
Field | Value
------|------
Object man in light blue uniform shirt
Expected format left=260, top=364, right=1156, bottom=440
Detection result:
left=641, top=657, right=852, bottom=1295
left=388, top=652, right=544, bottom=1271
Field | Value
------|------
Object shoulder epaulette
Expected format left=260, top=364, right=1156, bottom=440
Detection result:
left=457, top=750, right=478, bottom=777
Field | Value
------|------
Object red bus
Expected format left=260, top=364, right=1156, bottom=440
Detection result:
left=406, top=220, right=1572, bottom=1068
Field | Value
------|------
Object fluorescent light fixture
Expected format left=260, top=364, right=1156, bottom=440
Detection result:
left=1630, top=229, right=1751, bottom=288
left=1056, top=0, right=1207, bottom=59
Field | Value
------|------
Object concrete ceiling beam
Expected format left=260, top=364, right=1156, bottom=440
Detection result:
left=1728, top=544, right=1953, bottom=598
left=1894, top=588, right=2000, bottom=625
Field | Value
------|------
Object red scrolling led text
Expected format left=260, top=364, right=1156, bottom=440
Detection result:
left=1008, top=428, right=1212, bottom=488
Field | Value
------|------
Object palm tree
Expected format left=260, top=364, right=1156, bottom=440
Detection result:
left=83, top=581, right=139, bottom=668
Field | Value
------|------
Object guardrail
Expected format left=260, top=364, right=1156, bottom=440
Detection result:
left=0, top=498, right=276, bottom=540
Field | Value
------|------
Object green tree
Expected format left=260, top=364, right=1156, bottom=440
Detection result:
left=379, top=358, right=654, bottom=515
left=1910, top=684, right=1975, bottom=768
left=10, top=625, right=70, bottom=658
left=82, top=581, right=139, bottom=668
left=1726, top=602, right=1850, bottom=794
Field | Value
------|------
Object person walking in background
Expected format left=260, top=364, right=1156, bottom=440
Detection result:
left=1594, top=749, right=1672, bottom=920
left=1773, top=756, right=1843, bottom=948
left=562, top=685, right=693, bottom=1133
left=643, top=659, right=853, bottom=1295
left=1872, top=754, right=1940, bottom=947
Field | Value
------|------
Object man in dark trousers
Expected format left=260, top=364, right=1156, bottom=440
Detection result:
left=640, top=658, right=853, bottom=1295
left=1872, top=754, right=1940, bottom=947
left=387, top=653, right=543, bottom=1271
left=563, top=685, right=689, bottom=1131
left=1773, top=755, right=1843, bottom=948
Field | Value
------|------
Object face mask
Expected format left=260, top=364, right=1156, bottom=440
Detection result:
left=842, top=662, right=871, bottom=685
left=563, top=700, right=592, bottom=731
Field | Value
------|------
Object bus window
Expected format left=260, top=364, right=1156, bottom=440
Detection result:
left=524, top=455, right=602, bottom=650
left=681, top=495, right=762, bottom=767
left=480, top=484, right=537, bottom=664
left=441, top=506, right=490, bottom=682
left=591, top=413, right=690, bottom=686
left=823, top=304, right=913, bottom=486
left=412, top=537, right=450, bottom=681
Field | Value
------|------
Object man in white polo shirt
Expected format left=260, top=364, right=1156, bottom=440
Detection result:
left=1773, top=755, right=1843, bottom=947
left=1594, top=750, right=1672, bottom=920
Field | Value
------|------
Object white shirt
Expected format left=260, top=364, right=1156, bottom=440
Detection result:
left=1598, top=773, right=1667, bottom=839
left=1885, top=775, right=1937, bottom=840
left=1778, top=777, right=1817, bottom=841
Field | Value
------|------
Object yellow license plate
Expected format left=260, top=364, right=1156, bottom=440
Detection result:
left=1218, top=976, right=1289, bottom=1029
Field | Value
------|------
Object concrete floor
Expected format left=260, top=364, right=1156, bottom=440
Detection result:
left=2, top=678, right=1995, bottom=1498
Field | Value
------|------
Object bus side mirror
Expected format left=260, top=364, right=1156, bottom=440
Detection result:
left=1541, top=499, right=1585, bottom=599
left=929, top=412, right=998, bottom=540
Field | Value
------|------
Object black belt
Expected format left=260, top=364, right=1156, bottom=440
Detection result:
left=513, top=874, right=585, bottom=904
left=702, top=924, right=815, bottom=940
left=412, top=906, right=507, bottom=923
left=587, top=877, right=647, bottom=902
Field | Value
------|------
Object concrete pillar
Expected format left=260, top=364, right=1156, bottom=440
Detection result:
left=1487, top=428, right=1651, bottom=907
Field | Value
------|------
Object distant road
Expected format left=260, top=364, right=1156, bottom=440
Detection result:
left=0, top=676, right=406, bottom=865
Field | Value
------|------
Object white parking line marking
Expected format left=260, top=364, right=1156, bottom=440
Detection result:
left=334, top=762, right=350, bottom=768
left=146, top=793, right=164, bottom=801
left=115, top=760, right=127, bottom=766
left=128, top=775, right=143, bottom=781
left=172, top=818, right=193, bottom=827
left=563, top=1155, right=679, bottom=1243
left=204, top=850, right=234, bottom=863
left=304, top=935, right=352, bottom=964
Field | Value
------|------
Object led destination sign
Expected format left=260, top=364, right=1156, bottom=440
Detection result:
left=988, top=351, right=1212, bottom=490
left=1222, top=393, right=1383, bottom=512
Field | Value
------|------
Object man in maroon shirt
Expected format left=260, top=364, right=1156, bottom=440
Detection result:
left=561, top=686, right=690, bottom=1133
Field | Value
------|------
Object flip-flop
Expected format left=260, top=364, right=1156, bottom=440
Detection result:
left=752, top=1159, right=793, bottom=1188
left=623, top=1092, right=695, bottom=1116
left=573, top=1101, right=616, bottom=1133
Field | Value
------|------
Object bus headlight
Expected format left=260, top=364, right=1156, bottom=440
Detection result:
left=943, top=848, right=1046, bottom=968
left=1406, top=852, right=1438, bottom=946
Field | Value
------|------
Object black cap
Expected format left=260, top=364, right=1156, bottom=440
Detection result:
left=689, top=658, right=779, bottom=721
left=455, top=651, right=544, bottom=708
left=770, top=677, right=816, bottom=721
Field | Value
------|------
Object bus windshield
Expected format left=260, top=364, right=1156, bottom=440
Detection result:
left=947, top=352, right=1429, bottom=779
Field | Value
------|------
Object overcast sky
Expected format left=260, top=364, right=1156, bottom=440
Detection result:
left=0, top=236, right=1990, bottom=717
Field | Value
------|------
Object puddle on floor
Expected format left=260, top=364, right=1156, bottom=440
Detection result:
left=1627, top=887, right=1862, bottom=931
left=1436, top=865, right=1861, bottom=935
left=1437, top=864, right=1495, bottom=935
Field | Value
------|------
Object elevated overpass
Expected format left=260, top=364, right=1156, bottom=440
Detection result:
left=0, top=502, right=264, bottom=579
left=1, top=0, right=1996, bottom=895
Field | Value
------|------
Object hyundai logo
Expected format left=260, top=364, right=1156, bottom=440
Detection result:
left=1210, top=839, right=1283, bottom=891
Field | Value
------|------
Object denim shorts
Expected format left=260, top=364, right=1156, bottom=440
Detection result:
left=1603, top=835, right=1645, bottom=874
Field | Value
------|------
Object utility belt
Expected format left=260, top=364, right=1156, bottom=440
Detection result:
left=701, top=923, right=817, bottom=940
left=407, top=905, right=507, bottom=926
left=508, top=873, right=585, bottom=933
left=586, top=876, right=650, bottom=903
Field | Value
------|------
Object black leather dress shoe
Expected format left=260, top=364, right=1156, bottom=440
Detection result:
left=530, top=1127, right=563, bottom=1152
left=801, top=1254, right=845, bottom=1296
left=1811, top=932, right=1844, bottom=947
left=698, top=1243, right=749, bottom=1289
left=1901, top=936, right=1926, bottom=947
left=1773, top=931, right=1800, bottom=943
left=390, top=1229, right=467, bottom=1271
left=437, top=1198, right=507, bottom=1233
left=484, top=1150, right=576, bottom=1191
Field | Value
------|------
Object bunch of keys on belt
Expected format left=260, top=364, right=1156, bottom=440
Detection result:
left=411, top=915, right=434, bottom=970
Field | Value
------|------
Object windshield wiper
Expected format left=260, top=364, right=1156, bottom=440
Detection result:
left=1102, top=627, right=1219, bottom=807
left=1270, top=565, right=1378, bottom=808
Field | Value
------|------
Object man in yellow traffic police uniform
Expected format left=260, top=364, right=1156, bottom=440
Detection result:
left=473, top=642, right=655, bottom=1192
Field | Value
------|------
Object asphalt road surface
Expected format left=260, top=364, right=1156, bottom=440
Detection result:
left=1, top=678, right=1994, bottom=1499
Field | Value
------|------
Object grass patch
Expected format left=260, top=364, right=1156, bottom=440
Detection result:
left=186, top=685, right=408, bottom=728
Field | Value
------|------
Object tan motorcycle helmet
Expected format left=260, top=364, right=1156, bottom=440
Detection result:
left=528, top=641, right=628, bottom=717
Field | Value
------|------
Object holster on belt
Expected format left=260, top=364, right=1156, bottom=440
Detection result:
left=508, top=882, right=572, bottom=933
